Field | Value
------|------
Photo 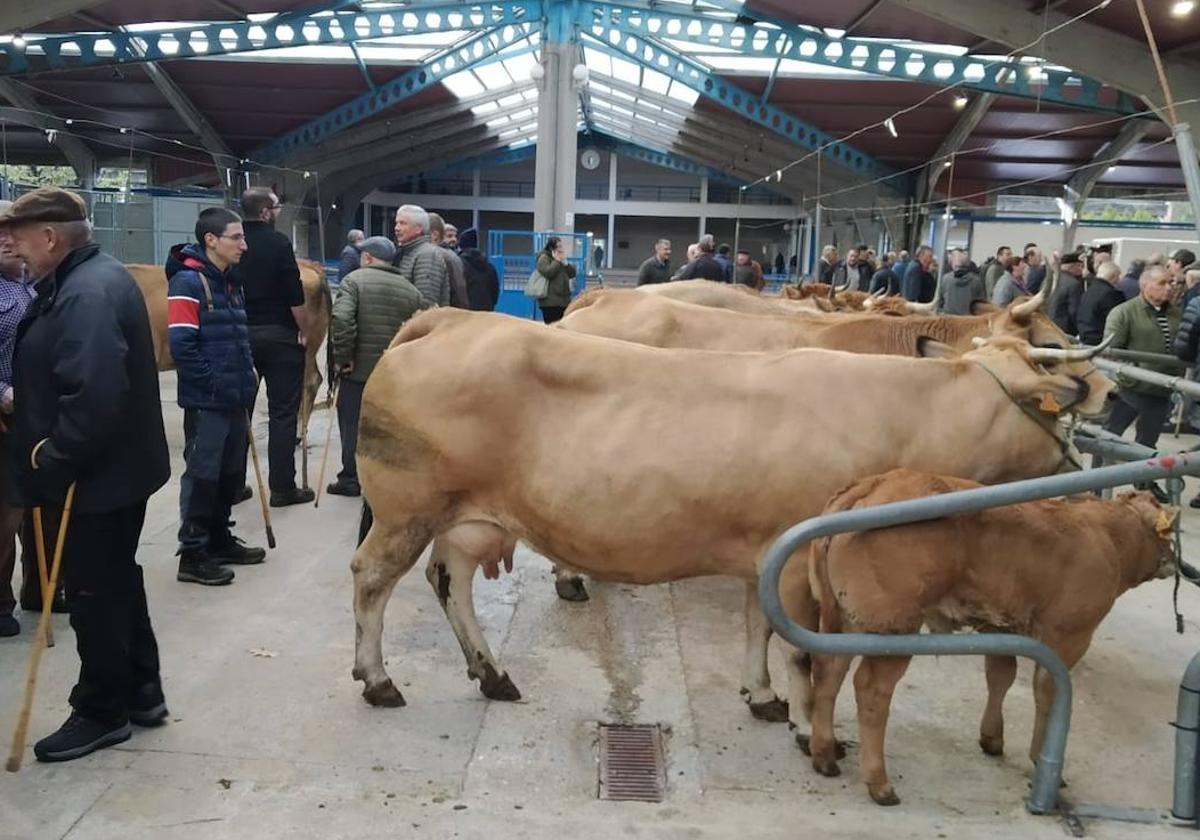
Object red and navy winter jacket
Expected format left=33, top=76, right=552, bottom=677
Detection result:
left=166, top=244, right=257, bottom=411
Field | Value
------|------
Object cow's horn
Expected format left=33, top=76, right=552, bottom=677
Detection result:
left=971, top=336, right=988, bottom=348
left=833, top=282, right=850, bottom=294
left=906, top=298, right=938, bottom=314
left=1012, top=271, right=1057, bottom=320
left=1027, top=333, right=1115, bottom=363
left=872, top=286, right=888, bottom=298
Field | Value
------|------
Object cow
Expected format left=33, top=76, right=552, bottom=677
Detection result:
left=781, top=283, right=879, bottom=311
left=349, top=309, right=1113, bottom=718
left=128, top=259, right=331, bottom=420
left=629, top=279, right=826, bottom=317
left=802, top=469, right=1177, bottom=806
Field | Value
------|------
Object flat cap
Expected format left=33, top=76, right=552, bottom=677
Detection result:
left=0, top=187, right=88, bottom=227
left=360, top=235, right=396, bottom=262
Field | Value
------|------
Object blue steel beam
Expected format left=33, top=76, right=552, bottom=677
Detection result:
left=253, top=26, right=538, bottom=164
left=573, top=0, right=1141, bottom=116
left=0, top=1, right=541, bottom=75
left=348, top=42, right=376, bottom=92
left=582, top=27, right=907, bottom=189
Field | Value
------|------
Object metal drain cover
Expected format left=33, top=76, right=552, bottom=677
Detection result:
left=598, top=724, right=665, bottom=803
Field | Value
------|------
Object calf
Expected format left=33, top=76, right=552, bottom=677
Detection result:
left=804, top=468, right=1177, bottom=805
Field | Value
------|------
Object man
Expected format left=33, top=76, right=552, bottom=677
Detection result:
left=328, top=236, right=425, bottom=497
left=1049, top=251, right=1086, bottom=336
left=774, top=252, right=786, bottom=276
left=236, top=187, right=313, bottom=507
left=393, top=204, right=448, bottom=308
left=936, top=248, right=987, bottom=315
left=900, top=245, right=936, bottom=302
left=1168, top=248, right=1196, bottom=303
left=714, top=244, right=733, bottom=282
left=428, top=212, right=468, bottom=309
left=891, top=249, right=910, bottom=286
left=732, top=249, right=764, bottom=289
left=1103, top=265, right=1182, bottom=469
left=443, top=224, right=459, bottom=252
left=0, top=203, right=36, bottom=636
left=1024, top=244, right=1047, bottom=294
left=167, top=208, right=264, bottom=587
left=457, top=228, right=500, bottom=311
left=636, top=239, right=672, bottom=286
left=991, top=256, right=1032, bottom=308
left=983, top=245, right=1012, bottom=299
left=817, top=245, right=838, bottom=285
left=1119, top=259, right=1146, bottom=300
left=338, top=229, right=364, bottom=283
left=869, top=253, right=898, bottom=295
left=1076, top=261, right=1126, bottom=346
left=832, top=247, right=871, bottom=292
left=2, top=187, right=170, bottom=761
left=672, top=234, right=726, bottom=282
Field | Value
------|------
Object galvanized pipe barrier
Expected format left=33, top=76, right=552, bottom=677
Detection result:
left=1094, top=358, right=1200, bottom=401
left=758, top=453, right=1200, bottom=816
left=1102, top=347, right=1190, bottom=372
left=1174, top=652, right=1200, bottom=824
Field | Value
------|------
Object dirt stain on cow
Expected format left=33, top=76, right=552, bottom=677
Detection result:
left=357, top=413, right=436, bottom=470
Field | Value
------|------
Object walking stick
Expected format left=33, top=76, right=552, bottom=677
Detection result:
left=313, top=377, right=341, bottom=509
left=246, top=412, right=276, bottom=550
left=31, top=509, right=53, bottom=649
left=299, top=388, right=311, bottom=492
left=7, top=482, right=76, bottom=772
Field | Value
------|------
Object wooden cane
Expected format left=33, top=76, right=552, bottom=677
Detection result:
left=7, top=482, right=76, bottom=772
left=299, top=387, right=311, bottom=492
left=31, top=508, right=53, bottom=649
left=313, top=378, right=341, bottom=509
left=246, top=412, right=276, bottom=550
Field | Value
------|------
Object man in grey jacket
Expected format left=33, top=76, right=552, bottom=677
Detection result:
left=329, top=236, right=425, bottom=496
left=392, top=204, right=448, bottom=308
left=936, top=248, right=987, bottom=315
left=429, top=212, right=469, bottom=309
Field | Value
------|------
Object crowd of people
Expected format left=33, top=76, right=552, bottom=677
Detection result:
left=634, top=234, right=792, bottom=290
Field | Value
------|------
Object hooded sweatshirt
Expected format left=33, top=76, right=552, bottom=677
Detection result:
left=936, top=267, right=987, bottom=316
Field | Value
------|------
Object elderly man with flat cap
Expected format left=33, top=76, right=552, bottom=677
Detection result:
left=1, top=187, right=170, bottom=762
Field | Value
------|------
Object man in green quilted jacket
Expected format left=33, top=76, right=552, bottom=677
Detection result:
left=328, top=236, right=425, bottom=496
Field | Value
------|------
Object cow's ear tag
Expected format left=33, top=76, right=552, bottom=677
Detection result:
left=1038, top=392, right=1062, bottom=413
left=1157, top=509, right=1177, bottom=538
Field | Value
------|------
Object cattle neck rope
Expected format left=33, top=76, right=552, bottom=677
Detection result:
left=969, top=359, right=1082, bottom=473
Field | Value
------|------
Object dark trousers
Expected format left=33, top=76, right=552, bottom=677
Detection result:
left=541, top=306, right=565, bottom=324
left=1105, top=391, right=1172, bottom=450
left=62, top=500, right=161, bottom=724
left=249, top=325, right=305, bottom=492
left=179, top=408, right=247, bottom=553
left=0, top=502, right=26, bottom=617
left=336, top=378, right=365, bottom=484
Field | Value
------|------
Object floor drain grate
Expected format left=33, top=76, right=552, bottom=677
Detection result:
left=598, top=724, right=665, bottom=803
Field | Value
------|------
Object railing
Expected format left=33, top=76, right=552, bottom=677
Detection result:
left=575, top=182, right=609, bottom=200
left=613, top=184, right=702, bottom=203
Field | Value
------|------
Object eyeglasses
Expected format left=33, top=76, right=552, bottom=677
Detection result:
left=219, top=234, right=247, bottom=243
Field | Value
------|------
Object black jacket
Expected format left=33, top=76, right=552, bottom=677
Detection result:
left=1076, top=281, right=1125, bottom=346
left=674, top=253, right=727, bottom=283
left=9, top=245, right=169, bottom=514
left=869, top=267, right=899, bottom=295
left=460, top=248, right=500, bottom=311
left=236, top=220, right=304, bottom=331
left=1176, top=294, right=1200, bottom=363
left=1049, top=274, right=1086, bottom=337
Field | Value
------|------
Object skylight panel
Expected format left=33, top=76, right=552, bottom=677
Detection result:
left=641, top=68, right=670, bottom=95
left=442, top=70, right=486, bottom=98
left=611, top=54, right=640, bottom=84
left=665, top=81, right=700, bottom=106
left=584, top=47, right=612, bottom=77
left=474, top=62, right=512, bottom=88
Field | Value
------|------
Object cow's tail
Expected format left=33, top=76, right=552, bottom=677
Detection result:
left=562, top=285, right=608, bottom=317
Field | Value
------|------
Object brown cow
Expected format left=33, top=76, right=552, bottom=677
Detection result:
left=349, top=310, right=1113, bottom=714
left=128, top=260, right=331, bottom=416
left=781, top=283, right=877, bottom=311
left=803, top=469, right=1177, bottom=806
left=631, top=279, right=825, bottom=316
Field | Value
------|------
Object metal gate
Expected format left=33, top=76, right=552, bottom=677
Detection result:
left=487, top=229, right=592, bottom=319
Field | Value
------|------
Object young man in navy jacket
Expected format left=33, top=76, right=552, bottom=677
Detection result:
left=167, top=207, right=265, bottom=586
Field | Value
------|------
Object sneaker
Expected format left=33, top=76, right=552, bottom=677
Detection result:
left=128, top=684, right=169, bottom=728
left=33, top=713, right=131, bottom=763
left=177, top=552, right=235, bottom=586
left=234, top=486, right=253, bottom=504
left=326, top=479, right=361, bottom=497
left=1191, top=493, right=1200, bottom=510
left=0, top=614, right=17, bottom=637
left=269, top=487, right=316, bottom=507
left=209, top=537, right=266, bottom=566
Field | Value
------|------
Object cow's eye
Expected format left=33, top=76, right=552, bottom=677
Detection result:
left=1038, top=342, right=1064, bottom=350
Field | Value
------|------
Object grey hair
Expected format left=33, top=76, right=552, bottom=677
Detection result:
left=396, top=204, right=429, bottom=233
left=347, top=229, right=364, bottom=244
left=52, top=219, right=93, bottom=249
left=698, top=233, right=715, bottom=253
left=821, top=244, right=837, bottom=259
left=1096, top=261, right=1121, bottom=283
left=655, top=238, right=671, bottom=249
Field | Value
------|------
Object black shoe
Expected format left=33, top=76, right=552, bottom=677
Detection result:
left=1181, top=562, right=1200, bottom=584
left=209, top=537, right=266, bottom=566
left=20, top=591, right=68, bottom=614
left=177, top=552, right=235, bottom=586
left=0, top=614, right=17, bottom=637
left=1136, top=482, right=1171, bottom=504
left=1190, top=494, right=1200, bottom=510
left=234, top=486, right=253, bottom=504
left=128, top=684, right=169, bottom=728
left=269, top=487, right=316, bottom=507
left=326, top=479, right=361, bottom=497
left=33, top=713, right=131, bottom=763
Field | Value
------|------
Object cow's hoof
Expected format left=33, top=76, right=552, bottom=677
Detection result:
left=748, top=697, right=790, bottom=723
left=979, top=735, right=1004, bottom=757
left=869, top=785, right=900, bottom=807
left=812, top=757, right=841, bottom=778
left=554, top=576, right=590, bottom=602
left=479, top=664, right=522, bottom=702
left=795, top=733, right=847, bottom=759
left=363, top=679, right=406, bottom=708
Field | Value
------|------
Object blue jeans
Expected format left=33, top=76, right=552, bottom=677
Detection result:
left=178, top=408, right=248, bottom=553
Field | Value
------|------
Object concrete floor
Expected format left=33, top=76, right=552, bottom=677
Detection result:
left=3, top=371, right=1200, bottom=839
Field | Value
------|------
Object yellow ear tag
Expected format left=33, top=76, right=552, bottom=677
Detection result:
left=1038, top=392, right=1062, bottom=414
left=1157, top=509, right=1176, bottom=538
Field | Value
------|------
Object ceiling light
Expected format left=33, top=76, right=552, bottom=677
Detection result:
left=1107, top=165, right=1118, bottom=174
left=11, top=33, right=26, bottom=49
left=1172, top=0, right=1195, bottom=18
left=952, top=93, right=969, bottom=110
left=942, top=160, right=952, bottom=168
left=884, top=117, right=898, bottom=138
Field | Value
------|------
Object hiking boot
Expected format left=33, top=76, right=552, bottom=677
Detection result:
left=326, top=479, right=361, bottom=497
left=33, top=713, right=131, bottom=763
left=0, top=613, right=17, bottom=637
left=177, top=551, right=234, bottom=586
left=234, top=486, right=253, bottom=504
left=128, top=684, right=169, bottom=728
left=269, top=487, right=315, bottom=507
left=209, top=537, right=266, bottom=566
